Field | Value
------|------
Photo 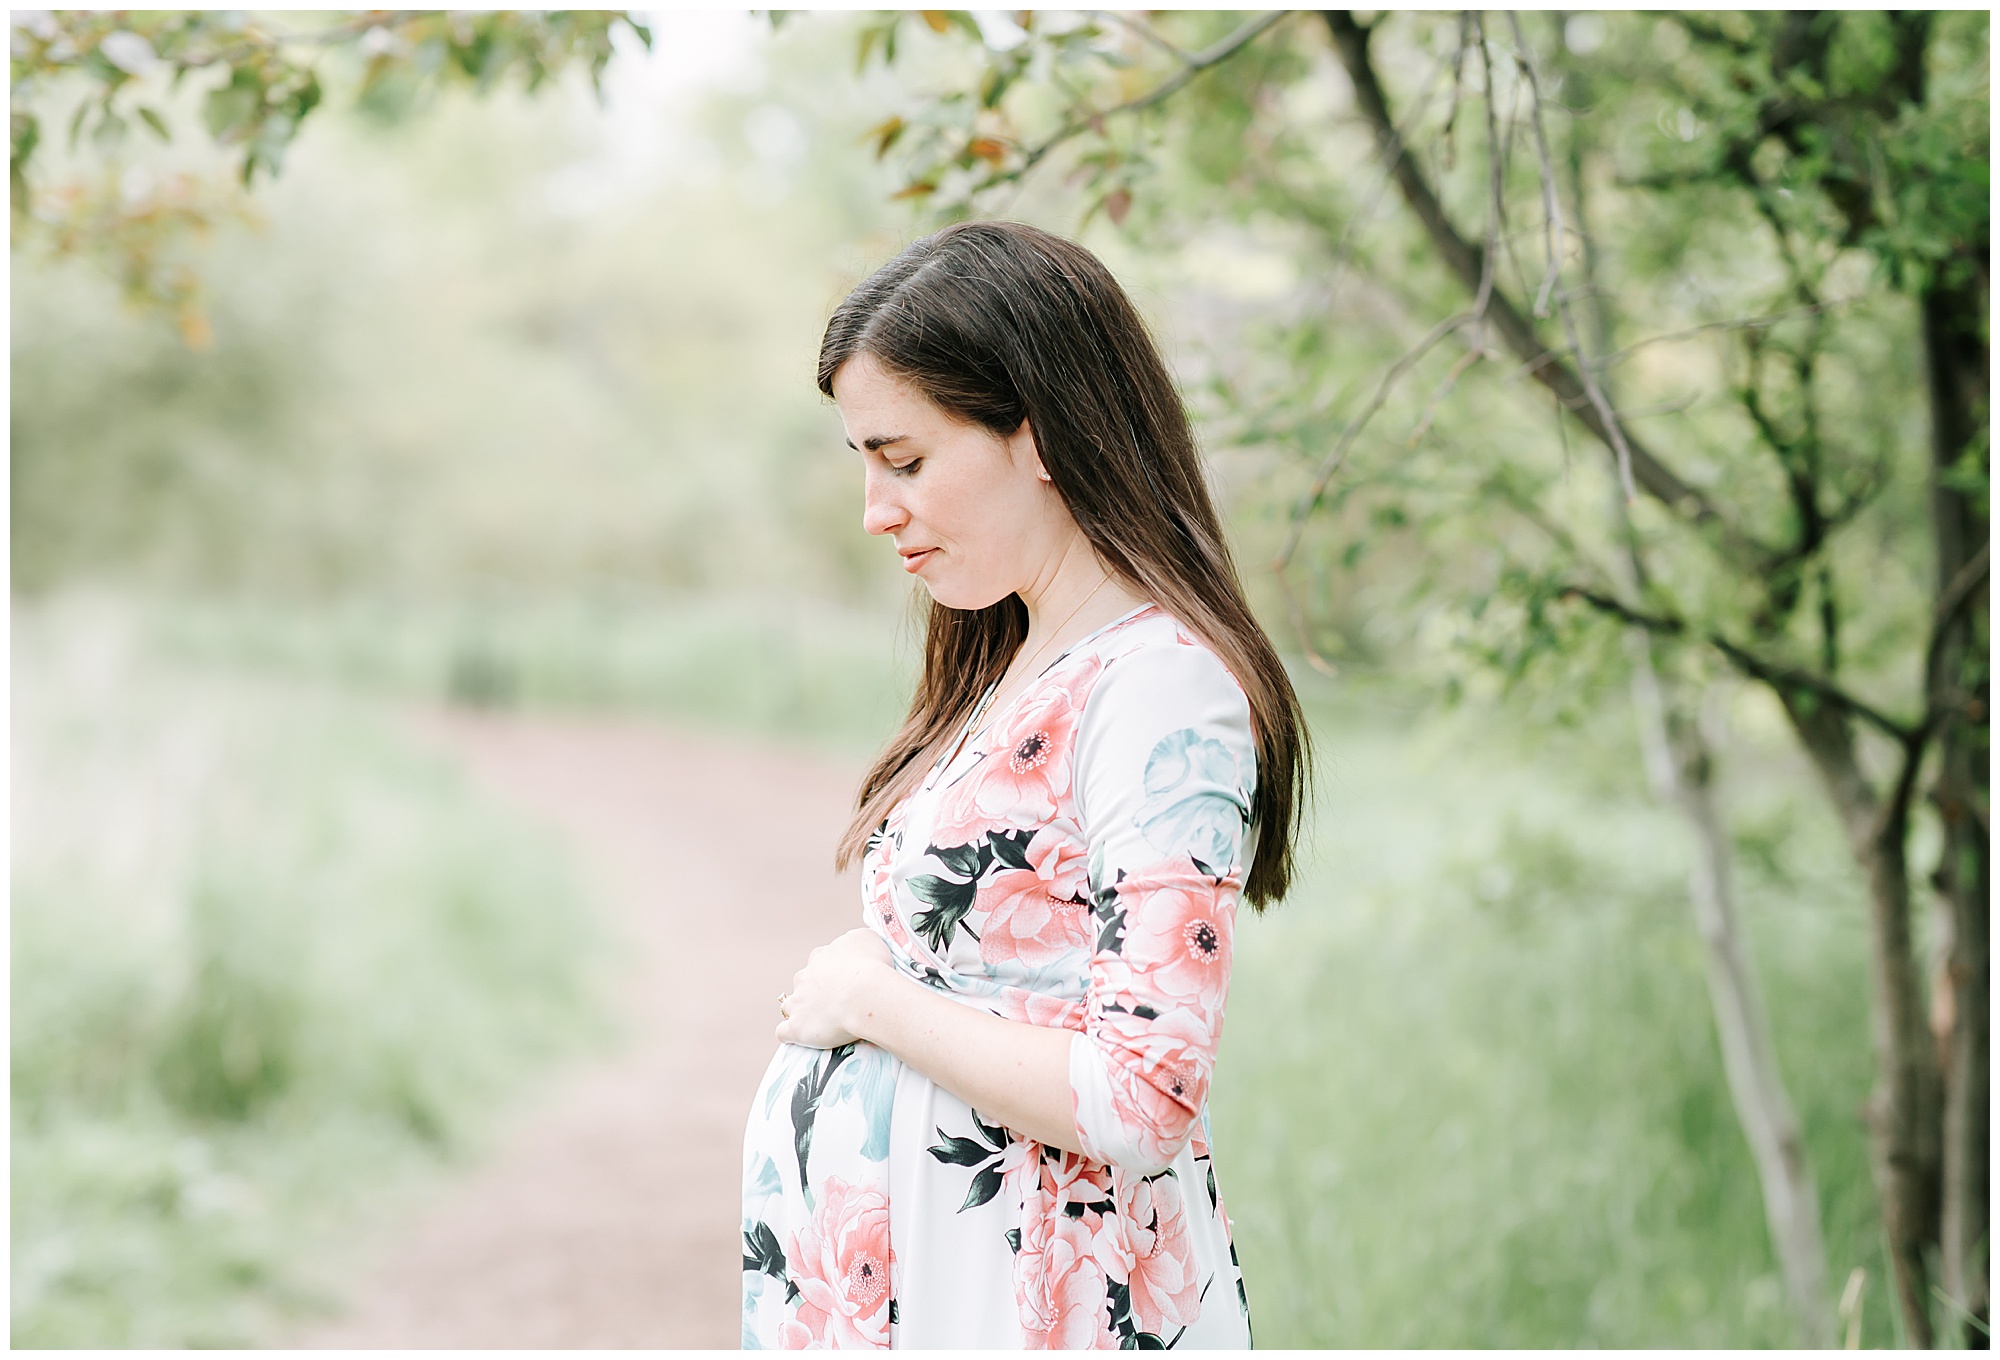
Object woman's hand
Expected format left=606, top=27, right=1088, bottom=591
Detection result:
left=776, top=927, right=901, bottom=1050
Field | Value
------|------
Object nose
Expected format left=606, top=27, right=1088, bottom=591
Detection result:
left=860, top=466, right=908, bottom=538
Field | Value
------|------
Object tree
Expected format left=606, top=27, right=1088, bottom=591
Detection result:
left=849, top=9, right=1987, bottom=1346
left=9, top=10, right=648, bottom=343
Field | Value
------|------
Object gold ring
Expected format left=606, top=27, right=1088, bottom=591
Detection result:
left=779, top=992, right=791, bottom=1019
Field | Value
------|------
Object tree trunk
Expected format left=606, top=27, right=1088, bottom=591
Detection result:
left=1570, top=53, right=1836, bottom=1336
left=1629, top=650, right=1836, bottom=1346
left=1781, top=697, right=1942, bottom=1348
left=1319, top=12, right=1962, bottom=1342
left=1922, top=277, right=1990, bottom=1348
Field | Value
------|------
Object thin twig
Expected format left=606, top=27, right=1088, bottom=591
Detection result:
left=1510, top=11, right=1638, bottom=501
left=1274, top=307, right=1476, bottom=569
left=1472, top=17, right=1503, bottom=322
left=1006, top=11, right=1291, bottom=184
left=1602, top=300, right=1853, bottom=368
left=1276, top=16, right=1502, bottom=571
left=1407, top=347, right=1485, bottom=446
left=1613, top=393, right=1701, bottom=420
left=1923, top=540, right=1992, bottom=721
left=1274, top=568, right=1342, bottom=677
left=1320, top=46, right=1457, bottom=320
left=1439, top=11, right=1474, bottom=170
left=1090, top=11, right=1195, bottom=67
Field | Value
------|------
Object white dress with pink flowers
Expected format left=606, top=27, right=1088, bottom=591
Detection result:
left=742, top=606, right=1255, bottom=1350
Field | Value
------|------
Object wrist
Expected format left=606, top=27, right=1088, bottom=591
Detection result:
left=845, top=961, right=906, bottom=1044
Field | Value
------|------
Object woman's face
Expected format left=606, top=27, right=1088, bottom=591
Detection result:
left=831, top=352, right=1074, bottom=611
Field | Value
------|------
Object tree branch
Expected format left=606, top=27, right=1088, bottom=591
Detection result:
left=1558, top=585, right=1922, bottom=742
left=1274, top=17, right=1514, bottom=573
left=1560, top=585, right=1687, bottom=637
left=1273, top=306, right=1476, bottom=569
left=1924, top=540, right=1992, bottom=719
left=1006, top=11, right=1292, bottom=183
left=1510, top=12, right=1639, bottom=502
left=1601, top=300, right=1855, bottom=368
left=1320, top=10, right=1770, bottom=565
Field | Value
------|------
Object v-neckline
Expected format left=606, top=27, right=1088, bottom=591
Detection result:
left=921, top=603, right=1157, bottom=792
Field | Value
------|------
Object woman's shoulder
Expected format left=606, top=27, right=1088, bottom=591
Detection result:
left=1083, top=606, right=1249, bottom=709
left=1070, top=605, right=1258, bottom=844
left=1073, top=606, right=1254, bottom=762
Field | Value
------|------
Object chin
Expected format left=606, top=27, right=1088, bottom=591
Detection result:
left=919, top=574, right=1010, bottom=613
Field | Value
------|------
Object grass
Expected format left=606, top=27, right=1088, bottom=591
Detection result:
left=1211, top=688, right=1891, bottom=1347
left=135, top=589, right=915, bottom=757
left=12, top=598, right=613, bottom=1346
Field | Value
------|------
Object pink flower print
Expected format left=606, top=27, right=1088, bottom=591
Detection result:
left=930, top=655, right=1104, bottom=843
left=1119, top=1174, right=1201, bottom=1334
left=1085, top=1006, right=1214, bottom=1170
left=1115, top=858, right=1234, bottom=1023
left=1012, top=1151, right=1123, bottom=1349
left=785, top=1177, right=894, bottom=1349
left=993, top=987, right=1087, bottom=1032
left=1015, top=1203, right=1113, bottom=1349
left=867, top=869, right=914, bottom=956
left=978, top=824, right=1094, bottom=969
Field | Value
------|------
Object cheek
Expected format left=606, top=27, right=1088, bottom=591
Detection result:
left=914, top=441, right=1042, bottom=606
left=922, top=516, right=1017, bottom=611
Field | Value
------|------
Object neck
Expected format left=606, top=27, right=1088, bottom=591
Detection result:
left=1014, top=532, right=1148, bottom=660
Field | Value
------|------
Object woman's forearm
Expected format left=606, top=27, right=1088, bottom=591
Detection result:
left=849, top=967, right=1084, bottom=1156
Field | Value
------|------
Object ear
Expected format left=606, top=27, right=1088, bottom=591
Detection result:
left=1013, top=417, right=1052, bottom=483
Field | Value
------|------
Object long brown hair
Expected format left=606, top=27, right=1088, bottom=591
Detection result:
left=820, top=221, right=1309, bottom=907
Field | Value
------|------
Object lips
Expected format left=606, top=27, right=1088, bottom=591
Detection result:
left=898, top=547, right=938, bottom=574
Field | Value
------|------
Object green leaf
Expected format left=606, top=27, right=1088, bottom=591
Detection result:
left=11, top=111, right=39, bottom=167
left=987, top=829, right=1033, bottom=872
left=203, top=67, right=263, bottom=143
left=926, top=1129, right=989, bottom=1166
left=136, top=106, right=171, bottom=142
left=960, top=1162, right=1004, bottom=1211
left=90, top=109, right=128, bottom=152
left=930, top=842, right=983, bottom=878
left=979, top=64, right=1015, bottom=109
left=865, top=114, right=905, bottom=159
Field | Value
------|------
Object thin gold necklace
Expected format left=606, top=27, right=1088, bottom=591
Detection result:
left=939, top=575, right=1110, bottom=776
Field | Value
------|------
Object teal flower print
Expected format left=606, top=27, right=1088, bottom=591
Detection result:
left=1134, top=728, right=1250, bottom=872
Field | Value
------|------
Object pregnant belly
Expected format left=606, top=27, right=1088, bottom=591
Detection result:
left=745, top=1041, right=902, bottom=1195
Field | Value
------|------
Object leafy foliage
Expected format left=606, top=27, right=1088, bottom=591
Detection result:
left=847, top=10, right=1985, bottom=727
left=9, top=10, right=648, bottom=333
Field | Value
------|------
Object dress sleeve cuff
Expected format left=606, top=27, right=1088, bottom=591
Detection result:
left=1067, top=1027, right=1183, bottom=1177
left=1067, top=1028, right=1116, bottom=1165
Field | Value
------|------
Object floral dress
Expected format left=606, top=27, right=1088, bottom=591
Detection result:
left=742, top=605, right=1256, bottom=1349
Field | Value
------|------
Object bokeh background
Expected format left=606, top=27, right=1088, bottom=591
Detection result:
left=12, top=9, right=1988, bottom=1349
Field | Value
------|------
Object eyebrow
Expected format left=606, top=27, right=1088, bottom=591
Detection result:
left=845, top=434, right=910, bottom=452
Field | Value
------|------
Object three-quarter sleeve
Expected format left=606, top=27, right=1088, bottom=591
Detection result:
left=1066, top=641, right=1257, bottom=1175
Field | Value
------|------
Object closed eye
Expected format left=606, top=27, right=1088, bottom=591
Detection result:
left=888, top=458, right=922, bottom=477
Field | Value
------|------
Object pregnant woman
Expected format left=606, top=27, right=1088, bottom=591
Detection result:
left=742, top=221, right=1308, bottom=1349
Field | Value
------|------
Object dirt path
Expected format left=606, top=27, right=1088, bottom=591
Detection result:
left=298, top=709, right=865, bottom=1349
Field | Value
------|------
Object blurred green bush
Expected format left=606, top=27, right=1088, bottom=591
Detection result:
left=12, top=600, right=611, bottom=1346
